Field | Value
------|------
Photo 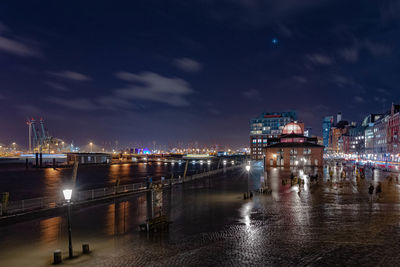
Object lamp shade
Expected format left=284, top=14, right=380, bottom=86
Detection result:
left=63, top=189, right=73, bottom=201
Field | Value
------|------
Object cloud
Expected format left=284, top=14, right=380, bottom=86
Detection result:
left=292, top=75, right=307, bottom=83
left=306, top=54, right=334, bottom=65
left=0, top=21, right=40, bottom=57
left=374, top=96, right=387, bottom=103
left=331, top=74, right=362, bottom=90
left=47, top=97, right=97, bottom=110
left=276, top=23, right=293, bottom=38
left=96, top=96, right=134, bottom=110
left=354, top=96, right=364, bottom=103
left=206, top=0, right=332, bottom=26
left=242, top=89, right=260, bottom=98
left=380, top=0, right=400, bottom=21
left=0, top=36, right=39, bottom=57
left=173, top=57, right=203, bottom=72
left=47, top=70, right=91, bottom=81
left=0, top=22, right=8, bottom=33
left=115, top=72, right=195, bottom=107
left=364, top=41, right=392, bottom=57
left=376, top=88, right=391, bottom=95
left=45, top=81, right=70, bottom=92
left=338, top=47, right=359, bottom=63
left=208, top=108, right=221, bottom=115
left=15, top=104, right=42, bottom=114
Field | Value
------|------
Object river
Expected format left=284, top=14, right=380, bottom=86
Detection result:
left=0, top=161, right=227, bottom=200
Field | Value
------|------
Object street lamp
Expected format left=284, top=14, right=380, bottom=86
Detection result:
left=89, top=142, right=93, bottom=153
left=245, top=165, right=251, bottom=193
left=63, top=189, right=73, bottom=259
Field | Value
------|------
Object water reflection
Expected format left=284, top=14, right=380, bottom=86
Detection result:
left=2, top=162, right=221, bottom=200
left=40, top=216, right=61, bottom=245
left=43, top=168, right=62, bottom=198
left=106, top=203, right=116, bottom=235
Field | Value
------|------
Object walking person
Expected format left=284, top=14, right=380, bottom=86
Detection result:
left=376, top=182, right=382, bottom=200
left=368, top=183, right=374, bottom=202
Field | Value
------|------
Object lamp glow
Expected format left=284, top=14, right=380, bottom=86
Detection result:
left=245, top=165, right=251, bottom=172
left=63, top=189, right=72, bottom=201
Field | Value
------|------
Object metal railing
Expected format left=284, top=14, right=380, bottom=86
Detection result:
left=1, top=164, right=244, bottom=217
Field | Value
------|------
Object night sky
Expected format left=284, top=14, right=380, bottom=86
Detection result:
left=1, top=1, right=400, bottom=149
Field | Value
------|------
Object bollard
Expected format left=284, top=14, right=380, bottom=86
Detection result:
left=82, top=243, right=90, bottom=254
left=53, top=250, right=62, bottom=264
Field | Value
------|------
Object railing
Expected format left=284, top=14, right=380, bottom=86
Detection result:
left=1, top=164, right=244, bottom=217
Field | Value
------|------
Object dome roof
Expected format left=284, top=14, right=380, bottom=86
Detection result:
left=282, top=123, right=303, bottom=135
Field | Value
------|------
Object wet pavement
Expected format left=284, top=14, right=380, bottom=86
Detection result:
left=2, top=164, right=400, bottom=266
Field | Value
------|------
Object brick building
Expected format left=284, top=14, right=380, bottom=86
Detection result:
left=264, top=122, right=324, bottom=168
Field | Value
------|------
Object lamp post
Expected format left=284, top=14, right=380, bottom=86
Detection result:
left=63, top=189, right=73, bottom=259
left=89, top=142, right=93, bottom=153
left=245, top=165, right=251, bottom=193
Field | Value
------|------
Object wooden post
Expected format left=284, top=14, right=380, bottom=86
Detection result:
left=53, top=250, right=62, bottom=264
left=183, top=160, right=189, bottom=181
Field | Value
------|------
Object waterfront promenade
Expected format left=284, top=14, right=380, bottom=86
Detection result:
left=2, top=165, right=400, bottom=266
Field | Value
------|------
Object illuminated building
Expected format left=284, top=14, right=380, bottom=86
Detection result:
left=249, top=111, right=297, bottom=160
left=388, top=104, right=400, bottom=156
left=322, top=116, right=334, bottom=148
left=264, top=122, right=323, bottom=167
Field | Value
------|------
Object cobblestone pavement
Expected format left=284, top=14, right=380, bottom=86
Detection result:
left=2, top=165, right=400, bottom=266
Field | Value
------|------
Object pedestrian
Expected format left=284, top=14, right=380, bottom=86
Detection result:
left=376, top=182, right=382, bottom=200
left=290, top=172, right=294, bottom=186
left=368, top=183, right=374, bottom=202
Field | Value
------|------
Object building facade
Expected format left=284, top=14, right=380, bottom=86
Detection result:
left=322, top=116, right=334, bottom=148
left=250, top=111, right=297, bottom=160
left=328, top=120, right=349, bottom=153
left=264, top=122, right=324, bottom=167
left=326, top=104, right=400, bottom=162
